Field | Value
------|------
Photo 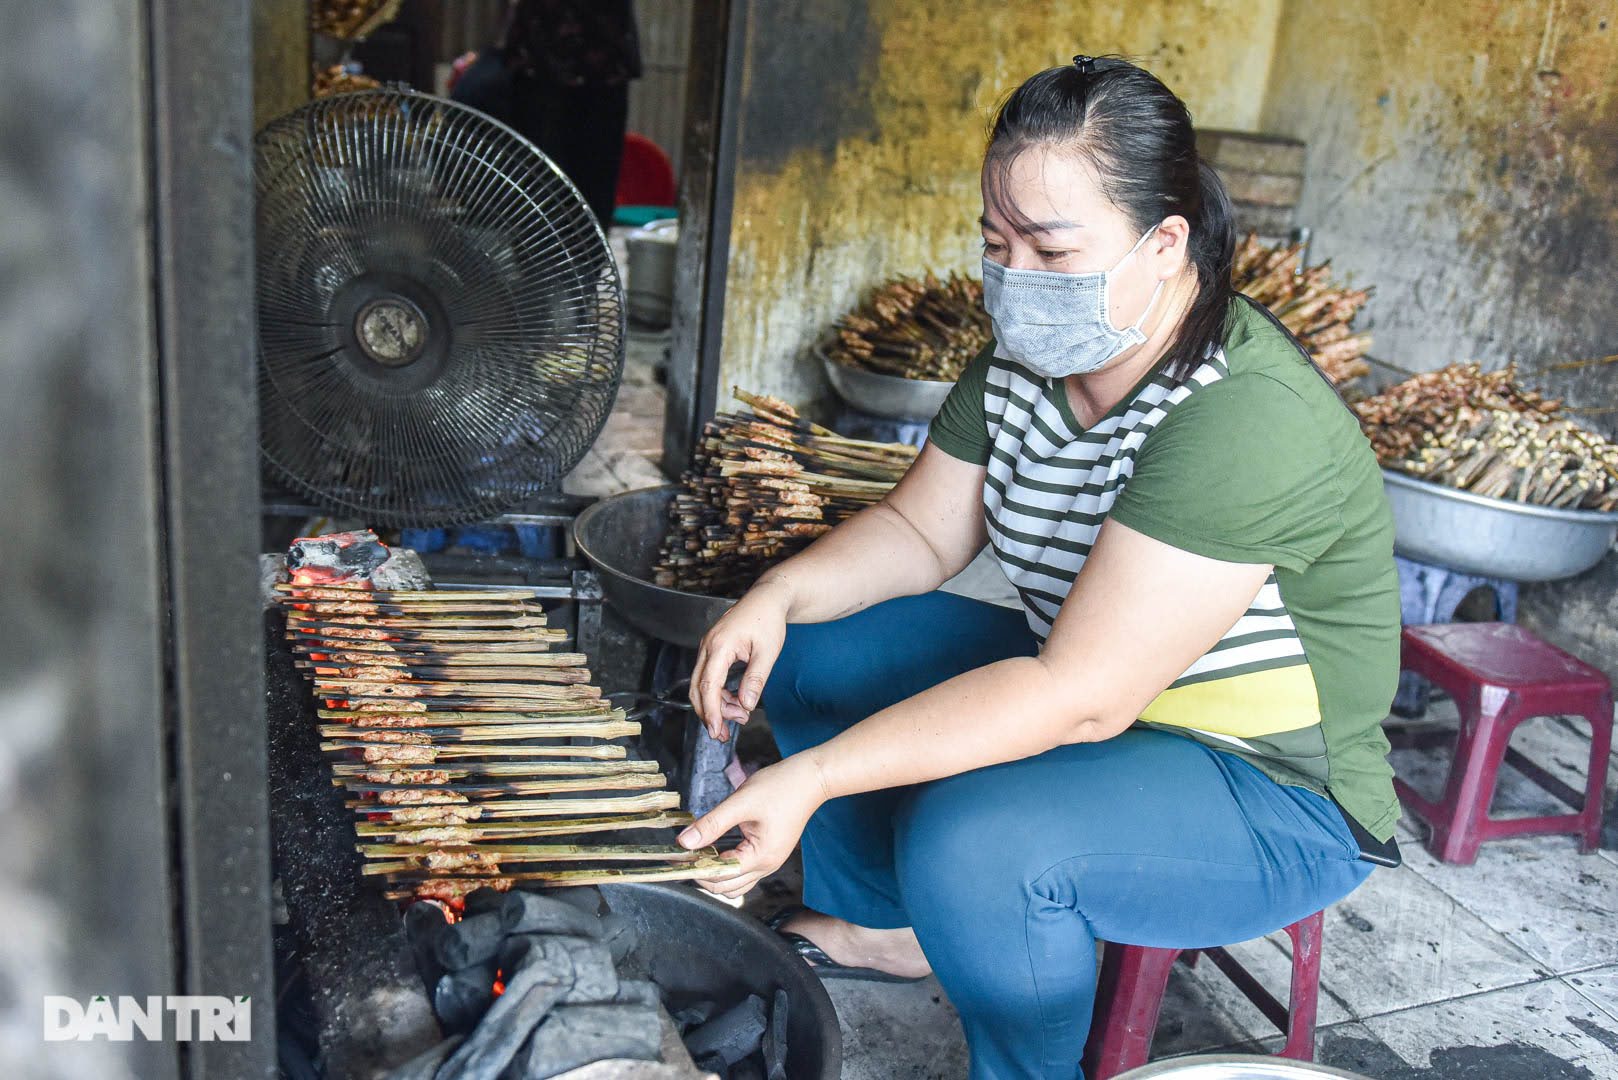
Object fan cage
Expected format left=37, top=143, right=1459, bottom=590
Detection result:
left=255, top=89, right=627, bottom=527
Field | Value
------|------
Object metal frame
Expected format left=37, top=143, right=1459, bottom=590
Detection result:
left=662, top=0, right=747, bottom=472
left=148, top=0, right=276, bottom=1075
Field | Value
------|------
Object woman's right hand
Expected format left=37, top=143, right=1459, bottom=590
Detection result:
left=690, top=576, right=794, bottom=740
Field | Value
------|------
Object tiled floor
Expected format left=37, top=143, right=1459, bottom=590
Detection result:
left=572, top=243, right=1618, bottom=1078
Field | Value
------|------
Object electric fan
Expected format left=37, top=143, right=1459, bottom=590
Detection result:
left=254, top=90, right=626, bottom=527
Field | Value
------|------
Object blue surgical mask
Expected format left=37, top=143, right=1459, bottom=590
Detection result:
left=980, top=225, right=1164, bottom=379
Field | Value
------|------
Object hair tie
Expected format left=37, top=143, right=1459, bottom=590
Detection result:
left=1072, top=55, right=1096, bottom=74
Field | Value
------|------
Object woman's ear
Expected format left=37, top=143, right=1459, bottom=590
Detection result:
left=1152, top=215, right=1192, bottom=278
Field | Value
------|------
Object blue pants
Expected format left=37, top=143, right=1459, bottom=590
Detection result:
left=761, top=592, right=1374, bottom=1080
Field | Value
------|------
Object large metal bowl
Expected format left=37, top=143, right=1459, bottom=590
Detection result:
left=817, top=346, right=955, bottom=421
left=1382, top=469, right=1618, bottom=582
left=1118, top=1055, right=1370, bottom=1079
left=601, top=883, right=841, bottom=1079
left=573, top=485, right=735, bottom=650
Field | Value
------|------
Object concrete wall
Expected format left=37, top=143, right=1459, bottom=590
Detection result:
left=1259, top=0, right=1618, bottom=674
left=716, top=0, right=1284, bottom=413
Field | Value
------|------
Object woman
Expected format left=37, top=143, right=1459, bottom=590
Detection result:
left=679, top=56, right=1400, bottom=1079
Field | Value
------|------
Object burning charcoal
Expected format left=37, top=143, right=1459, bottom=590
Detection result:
left=684, top=994, right=768, bottom=1068
left=597, top=912, right=638, bottom=964
left=545, top=884, right=604, bottom=917
left=434, top=911, right=507, bottom=971
left=434, top=962, right=498, bottom=1035
left=437, top=939, right=574, bottom=1080
left=515, top=1003, right=662, bottom=1076
left=763, top=988, right=789, bottom=1080
left=462, top=886, right=508, bottom=917
left=500, top=890, right=604, bottom=938
left=382, top=1033, right=464, bottom=1080
left=614, top=979, right=660, bottom=1008
left=286, top=530, right=388, bottom=585
left=670, top=999, right=717, bottom=1033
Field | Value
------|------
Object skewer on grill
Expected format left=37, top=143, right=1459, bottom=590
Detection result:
left=358, top=843, right=711, bottom=875
left=337, top=776, right=666, bottom=799
left=330, top=760, right=659, bottom=779
left=275, top=584, right=544, bottom=602
left=381, top=858, right=742, bottom=900
left=349, top=791, right=684, bottom=819
left=320, top=707, right=619, bottom=725
left=354, top=811, right=694, bottom=841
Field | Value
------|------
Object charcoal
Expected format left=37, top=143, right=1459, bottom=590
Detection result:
left=517, top=1003, right=662, bottom=1076
left=732, top=1056, right=767, bottom=1080
left=614, top=979, right=660, bottom=1008
left=695, top=1051, right=727, bottom=1075
left=434, top=961, right=497, bottom=1035
left=559, top=937, right=619, bottom=1003
left=545, top=884, right=604, bottom=917
left=670, top=999, right=717, bottom=1032
left=436, top=939, right=574, bottom=1080
left=437, top=982, right=568, bottom=1080
left=684, top=994, right=767, bottom=1068
left=382, top=1033, right=464, bottom=1080
left=403, top=901, right=450, bottom=988
left=462, top=886, right=508, bottom=917
left=500, top=890, right=604, bottom=938
left=597, top=912, right=638, bottom=964
left=763, top=988, right=789, bottom=1080
left=435, top=911, right=507, bottom=971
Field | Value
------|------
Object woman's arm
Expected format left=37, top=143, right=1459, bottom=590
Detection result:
left=690, top=442, right=988, bottom=731
left=681, top=518, right=1274, bottom=895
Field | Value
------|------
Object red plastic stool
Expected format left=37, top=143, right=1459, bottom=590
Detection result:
left=1393, top=622, right=1613, bottom=865
left=1083, top=911, right=1324, bottom=1078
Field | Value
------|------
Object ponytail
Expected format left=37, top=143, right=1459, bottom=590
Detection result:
left=1160, top=161, right=1236, bottom=380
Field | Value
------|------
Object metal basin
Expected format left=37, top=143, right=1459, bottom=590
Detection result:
left=1382, top=469, right=1618, bottom=582
left=817, top=346, right=955, bottom=421
left=1118, top=1055, right=1370, bottom=1079
left=601, top=883, right=841, bottom=1079
left=573, top=485, right=735, bottom=649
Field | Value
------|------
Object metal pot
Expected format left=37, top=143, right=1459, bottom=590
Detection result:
left=601, top=882, right=841, bottom=1079
left=626, top=218, right=678, bottom=329
left=816, top=345, right=955, bottom=422
left=573, top=485, right=735, bottom=650
left=1117, top=1054, right=1371, bottom=1079
left=1382, top=469, right=1618, bottom=581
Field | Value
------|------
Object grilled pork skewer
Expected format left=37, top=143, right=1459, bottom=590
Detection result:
left=379, top=857, right=742, bottom=897
left=350, top=791, right=683, bottom=820
left=353, top=811, right=694, bottom=842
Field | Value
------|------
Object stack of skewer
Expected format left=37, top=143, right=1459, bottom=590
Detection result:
left=655, top=389, right=918, bottom=597
left=1232, top=233, right=1374, bottom=386
left=276, top=579, right=738, bottom=905
left=826, top=271, right=991, bottom=382
left=310, top=0, right=401, bottom=39
left=1355, top=362, right=1618, bottom=511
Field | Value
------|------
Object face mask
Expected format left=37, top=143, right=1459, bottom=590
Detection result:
left=980, top=225, right=1165, bottom=379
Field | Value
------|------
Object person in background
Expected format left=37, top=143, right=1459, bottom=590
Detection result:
left=451, top=0, right=640, bottom=227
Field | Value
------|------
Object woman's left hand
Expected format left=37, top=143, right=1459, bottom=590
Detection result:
left=678, top=753, right=829, bottom=899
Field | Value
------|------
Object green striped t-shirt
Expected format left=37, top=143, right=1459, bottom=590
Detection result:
left=928, top=296, right=1401, bottom=840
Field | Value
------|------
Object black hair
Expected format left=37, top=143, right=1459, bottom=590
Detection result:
left=985, top=55, right=1236, bottom=383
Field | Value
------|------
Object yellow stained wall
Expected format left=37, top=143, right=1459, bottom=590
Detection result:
left=1257, top=0, right=1618, bottom=677
left=717, top=0, right=1285, bottom=412
left=1261, top=0, right=1618, bottom=381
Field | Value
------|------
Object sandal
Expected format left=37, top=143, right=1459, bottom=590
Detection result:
left=764, top=905, right=928, bottom=984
